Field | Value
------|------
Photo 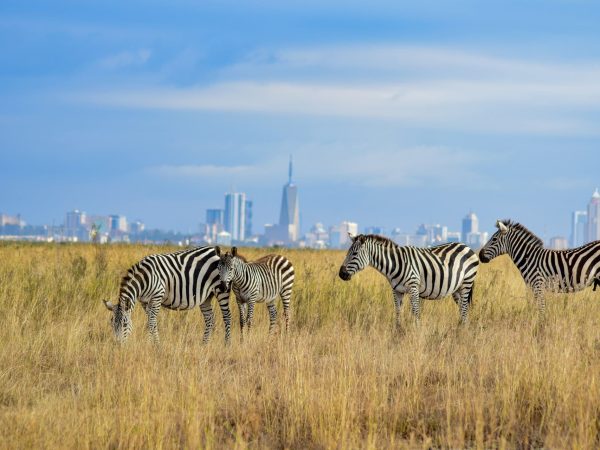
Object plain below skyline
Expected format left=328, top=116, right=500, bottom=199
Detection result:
left=1, top=1, right=600, bottom=238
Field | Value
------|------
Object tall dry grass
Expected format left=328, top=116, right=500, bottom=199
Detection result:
left=1, top=242, right=600, bottom=449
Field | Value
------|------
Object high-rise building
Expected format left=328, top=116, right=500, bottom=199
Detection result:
left=206, top=208, right=224, bottom=242
left=570, top=210, right=588, bottom=247
left=278, top=156, right=300, bottom=243
left=224, top=192, right=246, bottom=241
left=462, top=212, right=479, bottom=243
left=587, top=188, right=600, bottom=243
left=109, top=215, right=128, bottom=234
left=245, top=200, right=253, bottom=237
left=549, top=236, right=569, bottom=250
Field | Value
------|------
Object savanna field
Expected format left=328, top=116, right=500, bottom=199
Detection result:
left=2, top=243, right=600, bottom=449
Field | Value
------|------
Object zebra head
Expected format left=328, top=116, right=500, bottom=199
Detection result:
left=217, top=246, right=239, bottom=292
left=339, top=233, right=370, bottom=281
left=479, top=220, right=510, bottom=263
left=103, top=300, right=132, bottom=343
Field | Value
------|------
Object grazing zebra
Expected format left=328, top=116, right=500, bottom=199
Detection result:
left=338, top=234, right=479, bottom=327
left=217, top=247, right=294, bottom=335
left=103, top=246, right=231, bottom=344
left=479, top=219, right=600, bottom=312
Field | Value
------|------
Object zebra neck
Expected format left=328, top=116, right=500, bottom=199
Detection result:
left=370, top=244, right=395, bottom=278
left=507, top=239, right=543, bottom=273
left=233, top=262, right=250, bottom=284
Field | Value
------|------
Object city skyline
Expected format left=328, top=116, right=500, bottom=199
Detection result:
left=4, top=184, right=600, bottom=250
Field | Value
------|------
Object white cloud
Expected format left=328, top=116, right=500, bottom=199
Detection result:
left=71, top=45, right=600, bottom=136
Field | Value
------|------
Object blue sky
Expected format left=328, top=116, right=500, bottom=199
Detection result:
left=1, top=1, right=600, bottom=238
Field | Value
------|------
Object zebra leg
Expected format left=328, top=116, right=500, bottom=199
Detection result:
left=532, top=281, right=546, bottom=317
left=237, top=300, right=247, bottom=341
left=392, top=290, right=403, bottom=332
left=216, top=290, right=232, bottom=345
left=409, top=286, right=421, bottom=324
left=200, top=300, right=215, bottom=344
left=267, top=301, right=278, bottom=334
left=246, top=300, right=256, bottom=331
left=280, top=287, right=292, bottom=333
left=146, top=297, right=162, bottom=344
left=456, top=285, right=472, bottom=325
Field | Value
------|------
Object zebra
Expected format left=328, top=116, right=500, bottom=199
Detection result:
left=102, top=246, right=231, bottom=344
left=479, top=219, right=600, bottom=312
left=216, top=246, right=294, bottom=335
left=338, top=234, right=479, bottom=328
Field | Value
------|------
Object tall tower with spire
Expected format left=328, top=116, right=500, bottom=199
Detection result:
left=278, top=156, right=300, bottom=243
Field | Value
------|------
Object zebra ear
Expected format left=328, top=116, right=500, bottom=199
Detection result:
left=348, top=232, right=356, bottom=242
left=103, top=300, right=115, bottom=311
left=496, top=220, right=508, bottom=233
left=215, top=246, right=221, bottom=256
left=231, top=246, right=237, bottom=257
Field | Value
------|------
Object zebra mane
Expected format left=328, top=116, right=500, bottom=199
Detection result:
left=501, top=219, right=544, bottom=248
left=364, top=234, right=397, bottom=247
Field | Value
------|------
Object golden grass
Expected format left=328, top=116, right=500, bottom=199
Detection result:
left=1, top=243, right=600, bottom=449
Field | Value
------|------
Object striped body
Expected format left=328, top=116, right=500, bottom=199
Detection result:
left=339, top=234, right=479, bottom=326
left=218, top=248, right=294, bottom=334
left=104, top=246, right=231, bottom=343
left=480, top=220, right=600, bottom=312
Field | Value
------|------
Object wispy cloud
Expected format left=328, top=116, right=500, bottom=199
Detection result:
left=70, top=45, right=600, bottom=136
left=97, top=49, right=152, bottom=70
left=146, top=145, right=498, bottom=189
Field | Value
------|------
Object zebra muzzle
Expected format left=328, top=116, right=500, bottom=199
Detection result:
left=339, top=268, right=351, bottom=281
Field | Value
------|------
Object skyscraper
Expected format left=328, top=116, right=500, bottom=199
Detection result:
left=587, top=188, right=600, bottom=243
left=224, top=192, right=246, bottom=241
left=570, top=210, right=587, bottom=247
left=278, top=156, right=300, bottom=243
left=461, top=212, right=479, bottom=243
left=244, top=199, right=253, bottom=238
left=205, top=208, right=224, bottom=242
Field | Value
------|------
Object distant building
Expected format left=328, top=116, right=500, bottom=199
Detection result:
left=393, top=232, right=428, bottom=247
left=109, top=214, right=128, bottom=238
left=302, top=222, right=329, bottom=249
left=587, top=188, right=600, bottom=243
left=216, top=230, right=232, bottom=246
left=570, top=210, right=587, bottom=247
left=549, top=236, right=569, bottom=250
left=224, top=192, right=246, bottom=241
left=129, top=220, right=145, bottom=235
left=428, top=224, right=448, bottom=244
left=462, top=212, right=479, bottom=244
left=364, top=226, right=386, bottom=236
left=329, top=221, right=358, bottom=248
left=206, top=208, right=224, bottom=242
left=446, top=232, right=461, bottom=243
left=245, top=199, right=253, bottom=237
left=277, top=156, right=300, bottom=243
left=466, top=231, right=489, bottom=249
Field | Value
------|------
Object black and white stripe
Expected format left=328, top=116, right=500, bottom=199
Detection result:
left=103, top=246, right=231, bottom=344
left=479, top=219, right=600, bottom=312
left=338, top=234, right=479, bottom=327
left=217, top=246, right=294, bottom=335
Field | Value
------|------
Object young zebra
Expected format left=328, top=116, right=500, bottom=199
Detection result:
left=217, top=247, right=294, bottom=335
left=479, top=219, right=600, bottom=313
left=103, top=246, right=231, bottom=344
left=338, top=234, right=479, bottom=327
